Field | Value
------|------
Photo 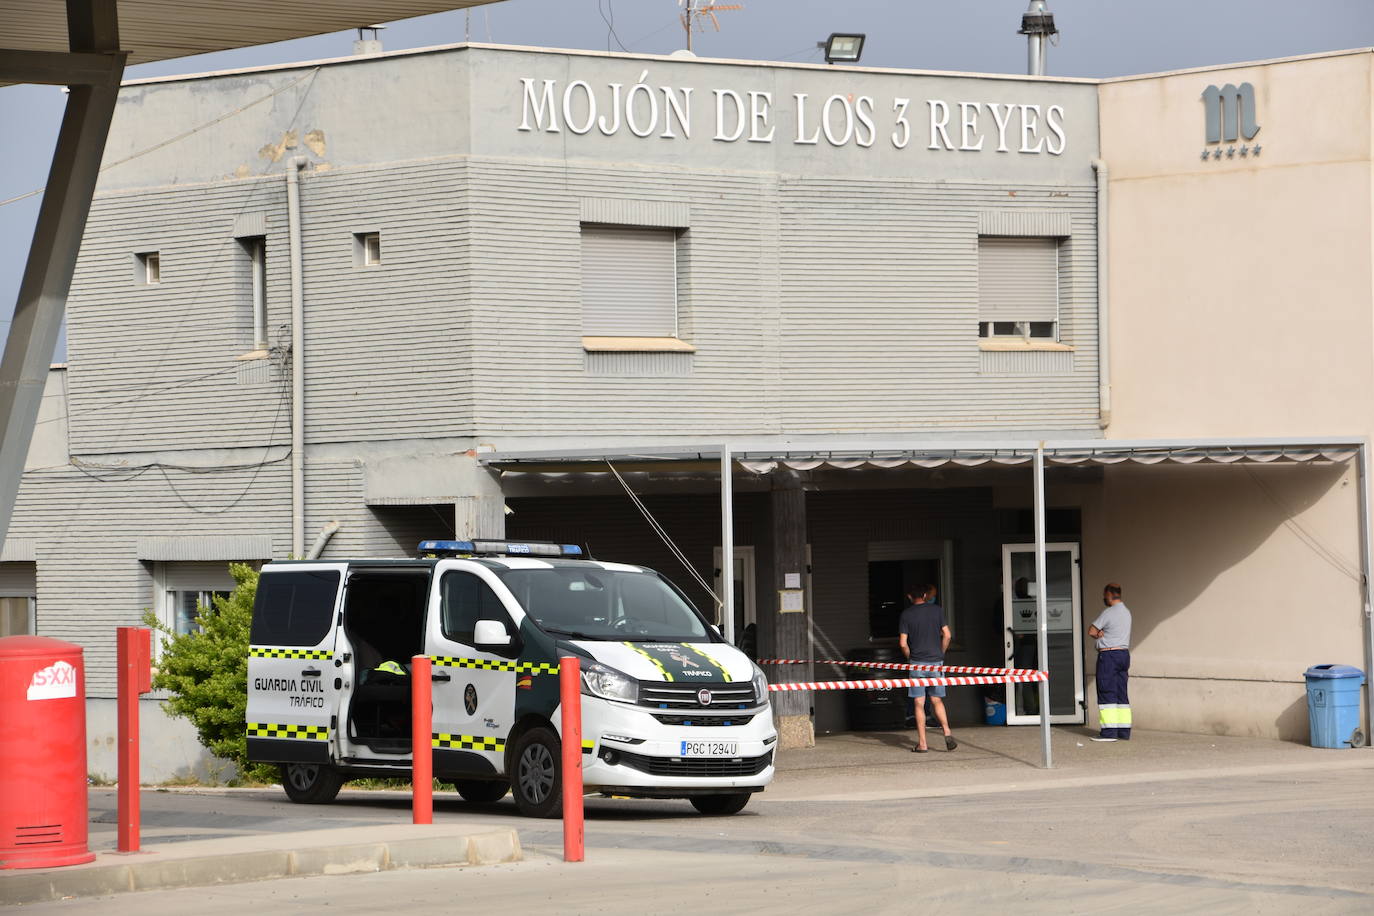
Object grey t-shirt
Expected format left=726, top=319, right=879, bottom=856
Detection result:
left=1091, top=602, right=1132, bottom=650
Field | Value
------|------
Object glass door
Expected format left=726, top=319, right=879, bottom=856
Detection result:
left=713, top=545, right=756, bottom=649
left=1002, top=543, right=1084, bottom=725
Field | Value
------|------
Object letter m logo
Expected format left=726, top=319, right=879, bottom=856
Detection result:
left=1202, top=83, right=1260, bottom=144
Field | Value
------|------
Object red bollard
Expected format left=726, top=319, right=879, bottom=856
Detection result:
left=411, top=655, right=432, bottom=825
left=116, top=627, right=151, bottom=854
left=559, top=656, right=584, bottom=862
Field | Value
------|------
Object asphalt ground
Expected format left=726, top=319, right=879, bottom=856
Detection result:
left=11, top=726, right=1374, bottom=912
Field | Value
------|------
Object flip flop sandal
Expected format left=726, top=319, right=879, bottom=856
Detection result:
left=945, top=736, right=958, bottom=751
left=911, top=746, right=929, bottom=753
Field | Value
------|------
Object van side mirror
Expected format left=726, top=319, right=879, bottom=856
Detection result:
left=473, top=619, right=512, bottom=648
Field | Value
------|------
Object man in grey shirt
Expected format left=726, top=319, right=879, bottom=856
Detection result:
left=1088, top=582, right=1132, bottom=741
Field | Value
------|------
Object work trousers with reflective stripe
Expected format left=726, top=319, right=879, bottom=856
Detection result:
left=1096, top=648, right=1131, bottom=740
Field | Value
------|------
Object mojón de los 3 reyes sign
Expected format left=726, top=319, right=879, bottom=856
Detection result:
left=517, top=73, right=1068, bottom=155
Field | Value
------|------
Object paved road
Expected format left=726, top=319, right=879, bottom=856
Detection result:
left=52, top=752, right=1374, bottom=914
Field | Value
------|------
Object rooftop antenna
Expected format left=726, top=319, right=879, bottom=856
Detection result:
left=678, top=0, right=743, bottom=54
left=1018, top=0, right=1058, bottom=76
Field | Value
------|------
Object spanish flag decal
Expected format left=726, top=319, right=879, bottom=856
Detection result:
left=516, top=675, right=534, bottom=690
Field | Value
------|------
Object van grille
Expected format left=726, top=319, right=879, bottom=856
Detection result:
left=651, top=713, right=755, bottom=727
left=639, top=682, right=756, bottom=710
left=617, top=750, right=773, bottom=778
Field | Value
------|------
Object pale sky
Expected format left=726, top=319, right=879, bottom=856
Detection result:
left=2, top=0, right=1372, bottom=357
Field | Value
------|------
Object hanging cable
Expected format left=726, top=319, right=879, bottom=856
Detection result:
left=604, top=459, right=722, bottom=607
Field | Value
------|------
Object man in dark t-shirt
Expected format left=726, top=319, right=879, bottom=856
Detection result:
left=898, top=585, right=957, bottom=754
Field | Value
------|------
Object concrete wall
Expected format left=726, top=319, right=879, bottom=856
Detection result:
left=86, top=699, right=237, bottom=784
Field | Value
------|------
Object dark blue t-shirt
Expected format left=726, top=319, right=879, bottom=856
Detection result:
left=899, top=602, right=946, bottom=663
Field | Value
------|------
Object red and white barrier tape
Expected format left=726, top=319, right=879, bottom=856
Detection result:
left=767, top=671, right=1046, bottom=692
left=758, top=658, right=1043, bottom=678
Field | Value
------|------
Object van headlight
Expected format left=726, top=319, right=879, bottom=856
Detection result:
left=580, top=662, right=638, bottom=703
left=752, top=666, right=770, bottom=705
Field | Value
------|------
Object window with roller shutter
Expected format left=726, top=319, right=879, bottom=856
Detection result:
left=977, top=236, right=1059, bottom=341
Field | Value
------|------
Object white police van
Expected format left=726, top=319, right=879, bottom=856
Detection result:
left=245, top=539, right=776, bottom=817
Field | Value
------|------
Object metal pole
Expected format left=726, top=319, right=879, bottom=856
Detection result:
left=286, top=158, right=307, bottom=558
left=721, top=444, right=735, bottom=646
left=1034, top=446, right=1052, bottom=768
left=0, top=0, right=124, bottom=559
left=411, top=655, right=432, bottom=824
left=116, top=626, right=150, bottom=852
left=1358, top=444, right=1374, bottom=745
left=559, top=656, right=584, bottom=862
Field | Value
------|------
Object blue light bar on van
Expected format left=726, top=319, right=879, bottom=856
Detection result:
left=418, top=539, right=583, bottom=558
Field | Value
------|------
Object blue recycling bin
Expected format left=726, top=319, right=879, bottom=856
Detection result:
left=1303, top=665, right=1365, bottom=749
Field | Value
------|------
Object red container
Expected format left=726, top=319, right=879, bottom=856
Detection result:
left=0, top=636, right=95, bottom=869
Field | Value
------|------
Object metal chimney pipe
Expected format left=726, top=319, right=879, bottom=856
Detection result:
left=1018, top=0, right=1058, bottom=76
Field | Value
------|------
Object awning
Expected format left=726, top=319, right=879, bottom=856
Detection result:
left=484, top=438, right=1363, bottom=475
left=738, top=444, right=1359, bottom=474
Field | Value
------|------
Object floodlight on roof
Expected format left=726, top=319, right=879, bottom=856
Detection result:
left=823, top=33, right=865, bottom=65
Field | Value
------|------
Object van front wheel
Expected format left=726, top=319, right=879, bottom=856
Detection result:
left=690, top=793, right=751, bottom=816
left=510, top=727, right=562, bottom=818
left=280, top=763, right=344, bottom=804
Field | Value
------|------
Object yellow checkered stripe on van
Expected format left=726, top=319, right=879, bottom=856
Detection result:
left=249, top=647, right=332, bottom=660
left=430, top=657, right=560, bottom=675
left=520, top=662, right=560, bottom=675
left=247, top=722, right=329, bottom=740
left=432, top=656, right=517, bottom=671
left=433, top=733, right=505, bottom=752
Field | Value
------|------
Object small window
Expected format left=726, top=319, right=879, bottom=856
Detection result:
left=136, top=251, right=160, bottom=284
left=354, top=232, right=381, bottom=267
left=978, top=237, right=1058, bottom=340
left=581, top=224, right=678, bottom=337
left=237, top=236, right=267, bottom=350
left=440, top=571, right=509, bottom=646
left=978, top=321, right=1058, bottom=340
left=0, top=597, right=35, bottom=637
left=250, top=569, right=341, bottom=647
left=167, top=589, right=229, bottom=637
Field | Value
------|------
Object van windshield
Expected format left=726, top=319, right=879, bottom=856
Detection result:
left=495, top=567, right=711, bottom=642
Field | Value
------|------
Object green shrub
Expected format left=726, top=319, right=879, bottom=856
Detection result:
left=144, top=563, right=277, bottom=784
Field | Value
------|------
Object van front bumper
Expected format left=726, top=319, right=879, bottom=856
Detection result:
left=578, top=697, right=777, bottom=792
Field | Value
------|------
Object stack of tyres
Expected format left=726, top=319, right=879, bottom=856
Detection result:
left=1303, top=664, right=1366, bottom=749
left=844, top=646, right=909, bottom=731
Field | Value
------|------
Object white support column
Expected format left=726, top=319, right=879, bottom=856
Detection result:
left=1035, top=445, right=1053, bottom=768
left=1358, top=442, right=1374, bottom=745
left=0, top=0, right=125, bottom=557
left=720, top=444, right=735, bottom=646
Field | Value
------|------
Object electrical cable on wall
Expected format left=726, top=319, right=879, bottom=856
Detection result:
left=0, top=68, right=322, bottom=210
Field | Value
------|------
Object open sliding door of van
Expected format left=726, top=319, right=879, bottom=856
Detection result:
left=246, top=564, right=348, bottom=764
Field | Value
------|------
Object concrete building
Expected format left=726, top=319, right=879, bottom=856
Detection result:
left=2, top=42, right=1370, bottom=777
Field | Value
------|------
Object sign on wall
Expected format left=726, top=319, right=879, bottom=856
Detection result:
left=517, top=75, right=1069, bottom=156
left=1200, top=82, right=1261, bottom=161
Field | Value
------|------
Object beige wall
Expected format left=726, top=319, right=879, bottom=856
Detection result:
left=1093, top=53, right=1373, bottom=740
left=1081, top=464, right=1363, bottom=740
left=1101, top=51, right=1374, bottom=439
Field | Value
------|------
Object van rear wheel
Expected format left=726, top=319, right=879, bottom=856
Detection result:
left=690, top=793, right=751, bottom=816
left=510, top=727, right=562, bottom=818
left=280, top=763, right=344, bottom=804
left=454, top=779, right=510, bottom=804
